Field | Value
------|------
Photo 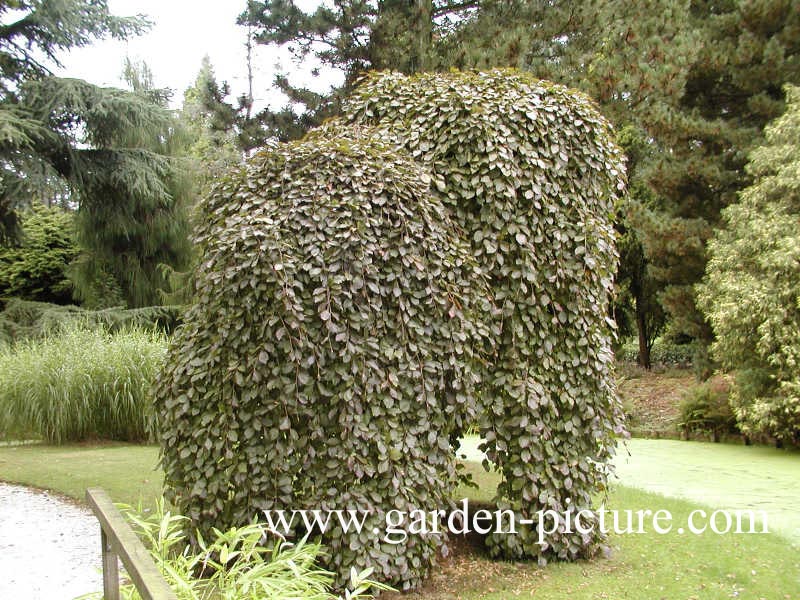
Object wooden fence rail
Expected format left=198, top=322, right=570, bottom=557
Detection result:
left=86, top=488, right=178, bottom=600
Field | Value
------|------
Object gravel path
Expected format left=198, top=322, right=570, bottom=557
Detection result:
left=0, top=483, right=104, bottom=600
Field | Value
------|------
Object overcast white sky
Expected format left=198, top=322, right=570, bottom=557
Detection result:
left=56, top=0, right=340, bottom=109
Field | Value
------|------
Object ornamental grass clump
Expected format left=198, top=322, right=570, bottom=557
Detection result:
left=156, top=133, right=494, bottom=589
left=343, top=69, right=627, bottom=561
left=0, top=325, right=165, bottom=443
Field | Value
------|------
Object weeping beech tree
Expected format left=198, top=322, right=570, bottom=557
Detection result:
left=157, top=69, right=626, bottom=589
left=157, top=133, right=494, bottom=589
left=342, top=70, right=627, bottom=562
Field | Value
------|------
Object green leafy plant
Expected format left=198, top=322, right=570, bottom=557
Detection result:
left=0, top=325, right=166, bottom=442
left=0, top=204, right=80, bottom=304
left=76, top=500, right=391, bottom=600
left=617, top=337, right=696, bottom=366
left=342, top=69, right=627, bottom=562
left=678, top=377, right=737, bottom=440
left=0, top=298, right=183, bottom=346
left=698, top=85, right=800, bottom=447
left=156, top=132, right=494, bottom=589
left=159, top=69, right=627, bottom=587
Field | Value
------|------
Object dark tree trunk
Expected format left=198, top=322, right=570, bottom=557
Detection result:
left=412, top=0, right=434, bottom=72
left=634, top=282, right=652, bottom=370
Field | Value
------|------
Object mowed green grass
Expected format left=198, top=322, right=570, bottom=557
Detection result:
left=0, top=443, right=798, bottom=599
left=441, top=463, right=800, bottom=600
left=460, top=435, right=800, bottom=540
left=0, top=442, right=162, bottom=507
left=613, top=438, right=800, bottom=540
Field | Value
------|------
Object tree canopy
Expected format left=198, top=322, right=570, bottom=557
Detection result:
left=238, top=0, right=494, bottom=140
left=699, top=85, right=800, bottom=446
left=0, top=0, right=148, bottom=92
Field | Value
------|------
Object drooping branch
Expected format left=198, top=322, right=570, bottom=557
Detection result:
left=432, top=0, right=480, bottom=18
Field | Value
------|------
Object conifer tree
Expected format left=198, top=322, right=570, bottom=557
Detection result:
left=179, top=57, right=240, bottom=174
left=1, top=0, right=147, bottom=240
left=1, top=1, right=192, bottom=307
left=640, top=0, right=800, bottom=346
left=239, top=0, right=481, bottom=139
left=523, top=1, right=799, bottom=350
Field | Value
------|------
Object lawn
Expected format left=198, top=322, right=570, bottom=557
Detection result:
left=460, top=436, right=800, bottom=540
left=614, top=438, right=800, bottom=541
left=1, top=439, right=798, bottom=599
left=394, top=481, right=800, bottom=600
left=0, top=442, right=162, bottom=507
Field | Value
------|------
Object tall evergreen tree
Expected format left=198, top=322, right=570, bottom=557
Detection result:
left=179, top=56, right=240, bottom=173
left=239, top=0, right=484, bottom=139
left=1, top=1, right=192, bottom=307
left=0, top=0, right=148, bottom=240
left=641, top=0, right=800, bottom=346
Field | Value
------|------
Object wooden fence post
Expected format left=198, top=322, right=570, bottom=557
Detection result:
left=86, top=488, right=178, bottom=600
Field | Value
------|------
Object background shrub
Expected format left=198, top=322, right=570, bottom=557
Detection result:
left=156, top=133, right=493, bottom=589
left=617, top=337, right=696, bottom=366
left=678, top=376, right=737, bottom=438
left=0, top=204, right=79, bottom=304
left=342, top=69, right=627, bottom=562
left=698, top=85, right=800, bottom=446
left=0, top=325, right=166, bottom=443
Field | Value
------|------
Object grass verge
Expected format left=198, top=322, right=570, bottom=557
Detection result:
left=0, top=442, right=162, bottom=507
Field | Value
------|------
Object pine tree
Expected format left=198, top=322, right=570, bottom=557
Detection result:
left=643, top=0, right=800, bottom=347
left=239, top=0, right=482, bottom=139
